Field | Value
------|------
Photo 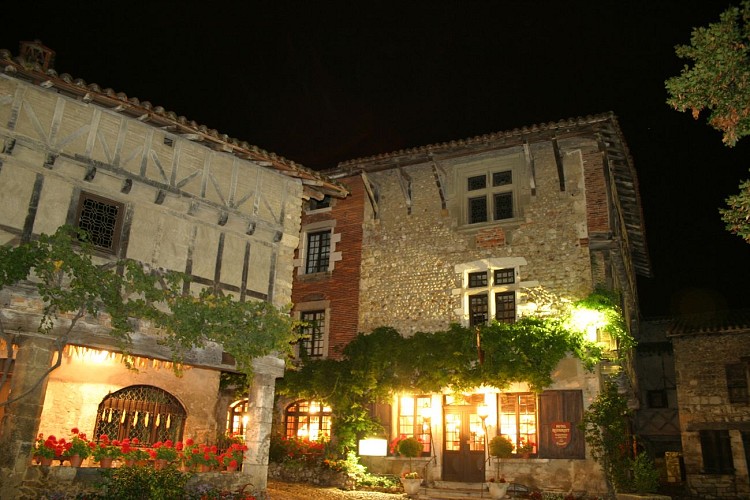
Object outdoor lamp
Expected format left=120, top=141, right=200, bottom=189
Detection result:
left=477, top=402, right=489, bottom=422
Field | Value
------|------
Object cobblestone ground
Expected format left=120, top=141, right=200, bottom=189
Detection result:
left=267, top=480, right=404, bottom=500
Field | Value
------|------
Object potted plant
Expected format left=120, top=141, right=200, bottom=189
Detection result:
left=220, top=442, right=247, bottom=472
left=91, top=434, right=122, bottom=468
left=397, top=437, right=423, bottom=496
left=149, top=439, right=179, bottom=469
left=120, top=437, right=150, bottom=466
left=488, top=435, right=513, bottom=498
left=517, top=438, right=535, bottom=458
left=33, top=434, right=58, bottom=466
left=63, top=428, right=91, bottom=466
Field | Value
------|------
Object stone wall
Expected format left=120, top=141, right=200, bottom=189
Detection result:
left=357, top=138, right=598, bottom=335
left=672, top=330, right=750, bottom=498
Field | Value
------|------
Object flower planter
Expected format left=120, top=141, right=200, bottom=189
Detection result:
left=39, top=457, right=53, bottom=467
left=68, top=454, right=83, bottom=467
left=154, top=459, right=168, bottom=470
left=99, top=457, right=114, bottom=468
left=488, top=481, right=509, bottom=499
left=401, top=477, right=422, bottom=496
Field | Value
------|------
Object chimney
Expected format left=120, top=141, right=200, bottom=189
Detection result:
left=19, top=40, right=55, bottom=71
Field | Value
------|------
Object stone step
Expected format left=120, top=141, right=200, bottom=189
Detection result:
left=418, top=481, right=489, bottom=500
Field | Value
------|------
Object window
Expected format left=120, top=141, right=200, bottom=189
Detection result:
left=307, top=195, right=331, bottom=211
left=726, top=363, right=749, bottom=404
left=226, top=398, right=249, bottom=436
left=305, top=230, right=331, bottom=274
left=499, top=393, right=537, bottom=455
left=300, top=310, right=326, bottom=357
left=284, top=400, right=332, bottom=441
left=700, top=430, right=734, bottom=474
left=465, top=169, right=514, bottom=224
left=398, top=395, right=432, bottom=456
left=93, top=385, right=185, bottom=445
left=647, top=389, right=668, bottom=409
left=75, top=192, right=124, bottom=253
left=463, top=267, right=517, bottom=326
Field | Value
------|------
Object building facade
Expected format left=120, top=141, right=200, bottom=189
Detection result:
left=285, top=114, right=650, bottom=495
left=667, top=311, right=750, bottom=498
left=0, top=41, right=346, bottom=495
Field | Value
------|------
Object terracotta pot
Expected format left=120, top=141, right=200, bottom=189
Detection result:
left=39, top=456, right=53, bottom=466
left=136, top=459, right=149, bottom=467
left=99, top=457, right=114, bottom=468
left=154, top=459, right=168, bottom=470
left=68, top=454, right=83, bottom=467
left=225, top=464, right=238, bottom=472
left=199, top=463, right=211, bottom=472
left=124, top=459, right=136, bottom=467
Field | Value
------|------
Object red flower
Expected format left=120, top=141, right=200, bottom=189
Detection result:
left=164, top=439, right=174, bottom=448
left=71, top=428, right=79, bottom=435
left=99, top=434, right=109, bottom=442
left=176, top=441, right=184, bottom=451
left=185, top=438, right=194, bottom=446
left=132, top=438, right=140, bottom=445
left=229, top=459, right=238, bottom=467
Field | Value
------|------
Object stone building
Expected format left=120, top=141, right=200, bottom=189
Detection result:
left=667, top=311, right=750, bottom=498
left=286, top=113, right=650, bottom=495
left=0, top=41, right=346, bottom=496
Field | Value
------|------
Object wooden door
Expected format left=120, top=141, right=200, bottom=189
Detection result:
left=442, top=405, right=486, bottom=482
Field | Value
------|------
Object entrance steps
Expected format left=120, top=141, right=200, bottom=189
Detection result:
left=417, top=481, right=490, bottom=500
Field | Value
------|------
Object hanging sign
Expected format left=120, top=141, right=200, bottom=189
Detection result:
left=551, top=421, right=572, bottom=448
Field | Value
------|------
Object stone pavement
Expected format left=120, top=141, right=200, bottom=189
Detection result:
left=267, top=480, right=404, bottom=500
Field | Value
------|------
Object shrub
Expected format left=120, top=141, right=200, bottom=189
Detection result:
left=96, top=464, right=189, bottom=500
left=489, top=435, right=514, bottom=458
left=397, top=437, right=422, bottom=458
left=632, top=452, right=660, bottom=493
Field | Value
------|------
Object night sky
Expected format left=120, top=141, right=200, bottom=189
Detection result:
left=3, top=1, right=750, bottom=318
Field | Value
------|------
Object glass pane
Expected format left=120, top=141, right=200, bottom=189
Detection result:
left=468, top=271, right=488, bottom=288
left=493, top=192, right=513, bottom=220
left=306, top=231, right=331, bottom=273
left=493, top=268, right=515, bottom=285
left=492, top=171, right=512, bottom=186
left=469, top=293, right=488, bottom=327
left=469, top=414, right=485, bottom=451
left=467, top=175, right=486, bottom=191
left=495, top=292, right=516, bottom=324
left=445, top=414, right=461, bottom=451
left=469, top=197, right=488, bottom=224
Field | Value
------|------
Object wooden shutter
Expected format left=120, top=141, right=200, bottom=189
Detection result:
left=538, top=390, right=585, bottom=459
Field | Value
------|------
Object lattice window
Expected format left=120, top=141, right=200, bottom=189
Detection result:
left=469, top=293, right=489, bottom=327
left=464, top=169, right=515, bottom=224
left=398, top=395, right=432, bottom=455
left=300, top=310, right=325, bottom=357
left=495, top=291, right=516, bottom=324
left=726, top=363, right=749, bottom=404
left=494, top=268, right=515, bottom=285
left=305, top=230, right=331, bottom=274
left=468, top=271, right=488, bottom=288
left=93, top=385, right=185, bottom=446
left=75, top=192, right=124, bottom=253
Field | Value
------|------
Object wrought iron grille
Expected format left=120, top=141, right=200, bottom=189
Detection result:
left=93, top=385, right=185, bottom=445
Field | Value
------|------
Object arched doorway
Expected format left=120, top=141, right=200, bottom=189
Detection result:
left=93, top=385, right=185, bottom=445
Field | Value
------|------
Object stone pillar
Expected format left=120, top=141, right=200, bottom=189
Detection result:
left=242, top=355, right=285, bottom=492
left=0, top=335, right=55, bottom=496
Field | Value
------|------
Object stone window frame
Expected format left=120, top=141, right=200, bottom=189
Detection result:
left=294, top=300, right=331, bottom=359
left=454, top=257, right=531, bottom=327
left=226, top=398, right=250, bottom=436
left=305, top=195, right=333, bottom=213
left=294, top=221, right=342, bottom=277
left=284, top=399, right=332, bottom=441
left=456, top=152, right=524, bottom=228
left=74, top=191, right=125, bottom=254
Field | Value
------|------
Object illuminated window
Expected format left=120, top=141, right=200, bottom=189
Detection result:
left=398, top=395, right=432, bottom=455
left=226, top=398, right=250, bottom=436
left=284, top=400, right=332, bottom=441
left=499, top=393, right=537, bottom=455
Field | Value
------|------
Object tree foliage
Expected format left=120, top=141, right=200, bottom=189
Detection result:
left=279, top=292, right=630, bottom=451
left=0, top=226, right=298, bottom=406
left=666, top=2, right=750, bottom=147
left=665, top=2, right=750, bottom=243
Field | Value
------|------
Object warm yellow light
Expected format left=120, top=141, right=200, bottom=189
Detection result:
left=569, top=307, right=606, bottom=342
left=419, top=404, right=432, bottom=422
left=358, top=438, right=388, bottom=456
left=476, top=403, right=489, bottom=421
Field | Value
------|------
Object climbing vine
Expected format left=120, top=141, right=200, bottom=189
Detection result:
left=279, top=292, right=632, bottom=450
left=0, top=225, right=298, bottom=408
